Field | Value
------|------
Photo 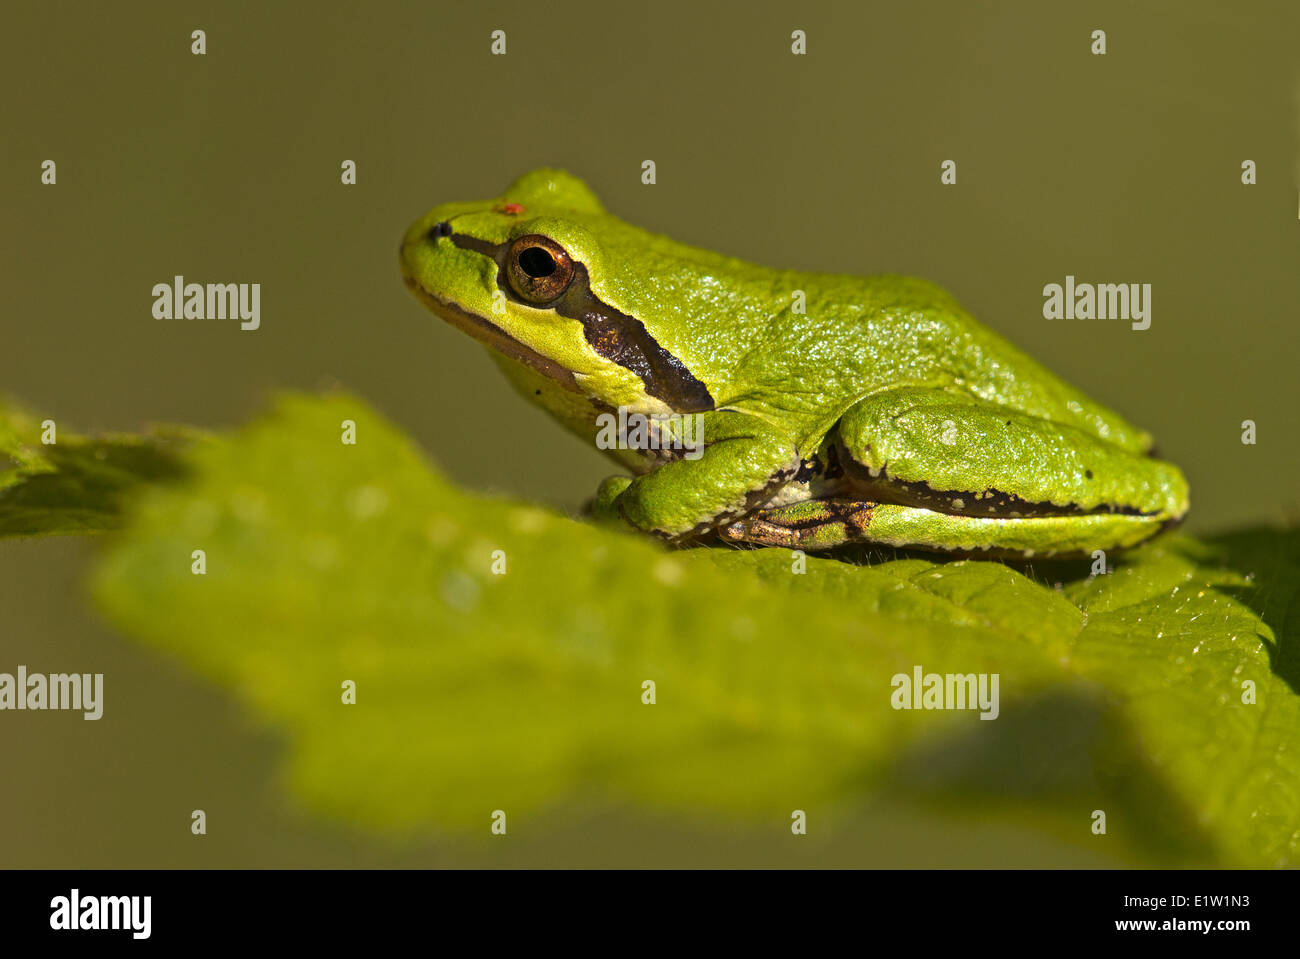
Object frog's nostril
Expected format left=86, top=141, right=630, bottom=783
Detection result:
left=428, top=221, right=453, bottom=241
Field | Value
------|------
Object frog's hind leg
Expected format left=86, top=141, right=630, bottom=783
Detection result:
left=827, top=386, right=1189, bottom=555
left=718, top=499, right=877, bottom=549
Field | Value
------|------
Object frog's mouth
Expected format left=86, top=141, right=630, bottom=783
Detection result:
left=400, top=259, right=582, bottom=392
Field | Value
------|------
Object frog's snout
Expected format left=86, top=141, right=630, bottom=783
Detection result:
left=400, top=212, right=436, bottom=253
left=399, top=213, right=457, bottom=284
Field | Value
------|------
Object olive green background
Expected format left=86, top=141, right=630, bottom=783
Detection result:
left=2, top=0, right=1296, bottom=867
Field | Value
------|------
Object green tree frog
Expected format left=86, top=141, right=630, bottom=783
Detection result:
left=401, top=169, right=1188, bottom=557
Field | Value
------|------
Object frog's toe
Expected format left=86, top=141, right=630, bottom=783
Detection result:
left=718, top=499, right=877, bottom=550
left=586, top=475, right=635, bottom=526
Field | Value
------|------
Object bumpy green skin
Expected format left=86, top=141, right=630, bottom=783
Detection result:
left=401, top=169, right=1189, bottom=556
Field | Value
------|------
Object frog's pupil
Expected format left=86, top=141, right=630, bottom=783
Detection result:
left=519, top=247, right=557, bottom=278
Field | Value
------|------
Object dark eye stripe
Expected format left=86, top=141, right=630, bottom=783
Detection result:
left=449, top=233, right=714, bottom=414
left=559, top=263, right=714, bottom=413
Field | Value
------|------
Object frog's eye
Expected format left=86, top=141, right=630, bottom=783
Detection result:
left=506, top=234, right=575, bottom=304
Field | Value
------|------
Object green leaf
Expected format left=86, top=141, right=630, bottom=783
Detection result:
left=1064, top=531, right=1300, bottom=867
left=90, top=392, right=1299, bottom=865
left=0, top=398, right=193, bottom=537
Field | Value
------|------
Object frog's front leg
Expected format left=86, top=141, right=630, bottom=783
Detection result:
left=590, top=412, right=800, bottom=542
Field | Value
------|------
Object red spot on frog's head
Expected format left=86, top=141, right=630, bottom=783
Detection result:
left=497, top=202, right=526, bottom=215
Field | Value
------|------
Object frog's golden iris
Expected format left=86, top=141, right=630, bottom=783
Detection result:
left=506, top=234, right=575, bottom=304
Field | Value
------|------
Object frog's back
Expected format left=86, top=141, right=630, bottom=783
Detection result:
left=586, top=213, right=1150, bottom=455
left=737, top=269, right=1153, bottom=455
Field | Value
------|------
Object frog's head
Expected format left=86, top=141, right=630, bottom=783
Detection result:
left=400, top=168, right=714, bottom=415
